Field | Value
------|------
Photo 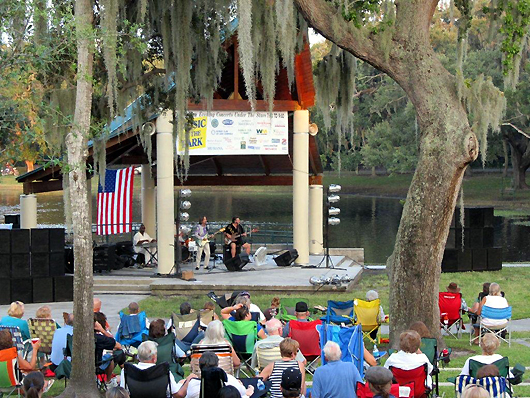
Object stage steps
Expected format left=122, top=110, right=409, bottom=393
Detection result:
left=94, top=275, right=152, bottom=295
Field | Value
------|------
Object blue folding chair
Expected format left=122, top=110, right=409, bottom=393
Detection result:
left=322, top=300, right=354, bottom=325
left=317, top=323, right=364, bottom=378
left=474, top=306, right=512, bottom=347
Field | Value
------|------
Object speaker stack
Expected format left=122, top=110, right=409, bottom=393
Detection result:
left=0, top=227, right=72, bottom=304
left=442, top=207, right=502, bottom=273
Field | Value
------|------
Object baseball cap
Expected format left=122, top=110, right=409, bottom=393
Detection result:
left=281, top=367, right=302, bottom=391
left=295, top=302, right=308, bottom=312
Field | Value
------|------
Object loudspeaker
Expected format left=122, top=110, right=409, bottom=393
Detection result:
left=13, top=278, right=32, bottom=304
left=274, top=249, right=299, bottom=267
left=487, top=247, right=503, bottom=271
left=49, top=228, right=65, bottom=253
left=0, top=279, right=10, bottom=305
left=31, top=229, right=49, bottom=253
left=467, top=207, right=485, bottom=228
left=483, top=207, right=494, bottom=228
left=11, top=254, right=30, bottom=278
left=224, top=253, right=250, bottom=272
left=483, top=227, right=494, bottom=247
left=32, top=277, right=54, bottom=303
left=49, top=252, right=66, bottom=277
left=0, top=231, right=11, bottom=254
left=467, top=229, right=483, bottom=249
left=441, top=249, right=458, bottom=272
left=472, top=249, right=488, bottom=271
left=11, top=230, right=30, bottom=254
left=31, top=253, right=50, bottom=277
left=458, top=249, right=473, bottom=272
left=54, top=275, right=74, bottom=302
left=4, top=214, right=20, bottom=229
left=0, top=254, right=10, bottom=277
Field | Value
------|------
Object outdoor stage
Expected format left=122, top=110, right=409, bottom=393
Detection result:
left=94, top=252, right=364, bottom=296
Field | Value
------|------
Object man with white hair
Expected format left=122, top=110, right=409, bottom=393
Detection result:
left=120, top=341, right=195, bottom=398
left=250, top=318, right=306, bottom=369
left=311, top=341, right=362, bottom=398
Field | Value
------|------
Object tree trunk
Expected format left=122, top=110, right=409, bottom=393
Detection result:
left=511, top=148, right=529, bottom=189
left=503, top=126, right=530, bottom=190
left=58, top=0, right=99, bottom=396
left=502, top=139, right=509, bottom=178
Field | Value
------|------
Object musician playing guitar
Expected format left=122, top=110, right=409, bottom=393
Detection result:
left=224, top=216, right=257, bottom=258
left=194, top=216, right=212, bottom=270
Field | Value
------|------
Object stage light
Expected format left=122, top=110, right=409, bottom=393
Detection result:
left=328, top=184, right=341, bottom=193
left=180, top=200, right=191, bottom=210
left=179, top=212, right=189, bottom=222
left=328, top=217, right=340, bottom=226
left=180, top=189, right=192, bottom=198
left=328, top=207, right=340, bottom=216
left=309, top=123, right=319, bottom=136
left=328, top=195, right=340, bottom=204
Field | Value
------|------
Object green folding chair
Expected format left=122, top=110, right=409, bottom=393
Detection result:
left=142, top=333, right=185, bottom=382
left=222, top=320, right=257, bottom=378
left=469, top=357, right=510, bottom=378
left=277, top=298, right=310, bottom=323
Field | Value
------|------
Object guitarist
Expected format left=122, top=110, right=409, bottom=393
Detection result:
left=225, top=216, right=252, bottom=259
left=194, top=216, right=211, bottom=270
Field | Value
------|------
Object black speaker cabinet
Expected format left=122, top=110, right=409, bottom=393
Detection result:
left=31, top=253, right=50, bottom=277
left=49, top=228, right=65, bottom=253
left=441, top=249, right=458, bottom=272
left=274, top=249, right=299, bottom=267
left=224, top=253, right=250, bottom=271
left=467, top=207, right=485, bottom=228
left=4, top=214, right=20, bottom=229
left=446, top=229, right=457, bottom=249
left=49, top=252, right=66, bottom=277
left=483, top=207, right=494, bottom=228
left=13, top=278, right=33, bottom=304
left=10, top=230, right=30, bottom=254
left=0, top=231, right=11, bottom=254
left=31, top=229, right=50, bottom=253
left=487, top=247, right=503, bottom=271
left=11, top=254, right=30, bottom=279
left=32, top=277, right=54, bottom=303
left=54, top=275, right=74, bottom=302
left=472, top=249, right=488, bottom=271
left=0, top=254, right=10, bottom=278
left=483, top=227, right=495, bottom=248
left=0, top=279, right=10, bottom=305
left=458, top=249, right=473, bottom=272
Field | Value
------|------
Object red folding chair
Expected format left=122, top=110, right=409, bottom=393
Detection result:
left=288, top=319, right=321, bottom=374
left=390, top=365, right=430, bottom=398
left=438, top=292, right=463, bottom=339
left=356, top=381, right=414, bottom=398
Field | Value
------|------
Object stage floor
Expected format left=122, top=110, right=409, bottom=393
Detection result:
left=94, top=254, right=363, bottom=295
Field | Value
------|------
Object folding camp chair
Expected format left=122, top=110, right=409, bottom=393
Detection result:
left=199, top=309, right=215, bottom=327
left=0, top=327, right=27, bottom=359
left=0, top=347, right=22, bottom=398
left=27, top=318, right=57, bottom=357
left=390, top=364, right=430, bottom=398
left=115, top=311, right=148, bottom=348
left=454, top=375, right=508, bottom=398
left=476, top=306, right=512, bottom=347
left=254, top=343, right=281, bottom=371
left=354, top=298, right=381, bottom=344
left=171, top=312, right=201, bottom=352
left=439, top=292, right=463, bottom=339
left=123, top=362, right=173, bottom=398
left=356, top=381, right=414, bottom=398
left=207, top=291, right=242, bottom=308
left=190, top=343, right=234, bottom=377
left=142, top=332, right=185, bottom=382
left=324, top=300, right=354, bottom=325
left=288, top=319, right=321, bottom=374
left=421, top=338, right=440, bottom=396
left=222, top=320, right=257, bottom=378
left=469, top=357, right=510, bottom=379
left=277, top=298, right=310, bottom=323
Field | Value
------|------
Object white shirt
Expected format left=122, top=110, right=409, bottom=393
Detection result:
left=120, top=362, right=179, bottom=397
left=384, top=351, right=433, bottom=388
left=482, top=296, right=509, bottom=327
left=460, top=354, right=506, bottom=376
left=133, top=231, right=153, bottom=253
left=250, top=303, right=265, bottom=323
left=185, top=374, right=248, bottom=398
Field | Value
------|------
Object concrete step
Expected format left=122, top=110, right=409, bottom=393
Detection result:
left=94, top=284, right=151, bottom=293
left=94, top=278, right=152, bottom=286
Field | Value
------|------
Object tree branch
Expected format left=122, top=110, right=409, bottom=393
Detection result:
left=502, top=123, right=530, bottom=139
left=119, top=68, right=166, bottom=93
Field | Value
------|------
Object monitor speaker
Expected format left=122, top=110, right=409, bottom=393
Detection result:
left=483, top=227, right=495, bottom=247
left=0, top=279, right=10, bottom=305
left=441, top=249, right=458, bottom=272
left=49, top=228, right=65, bottom=253
left=54, top=275, right=74, bottom=302
left=33, top=278, right=54, bottom=303
left=11, top=254, right=30, bottom=279
left=274, top=249, right=299, bottom=267
left=224, top=252, right=250, bottom=272
left=13, top=278, right=32, bottom=304
left=31, top=229, right=49, bottom=253
left=31, top=253, right=50, bottom=277
left=0, top=231, right=11, bottom=254
left=11, top=230, right=30, bottom=254
left=49, top=252, right=66, bottom=277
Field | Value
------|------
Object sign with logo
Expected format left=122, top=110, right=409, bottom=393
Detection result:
left=177, top=111, right=289, bottom=155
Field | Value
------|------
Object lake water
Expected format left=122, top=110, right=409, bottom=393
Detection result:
left=0, top=188, right=528, bottom=263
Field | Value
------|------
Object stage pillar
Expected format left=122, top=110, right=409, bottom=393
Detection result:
left=309, top=183, right=324, bottom=255
left=156, top=111, right=175, bottom=275
left=293, top=110, right=309, bottom=265
left=20, top=194, right=37, bottom=229
left=141, top=164, right=156, bottom=237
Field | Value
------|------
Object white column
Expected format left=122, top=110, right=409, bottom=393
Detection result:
left=156, top=111, right=175, bottom=274
left=20, top=194, right=37, bottom=229
left=309, top=184, right=324, bottom=255
left=141, top=164, right=156, bottom=237
left=293, top=110, right=310, bottom=265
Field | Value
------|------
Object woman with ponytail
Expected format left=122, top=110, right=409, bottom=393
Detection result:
left=23, top=371, right=45, bottom=398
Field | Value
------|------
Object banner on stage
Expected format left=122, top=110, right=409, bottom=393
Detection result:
left=177, top=111, right=289, bottom=155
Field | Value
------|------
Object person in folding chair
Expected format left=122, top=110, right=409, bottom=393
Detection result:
left=364, top=366, right=396, bottom=398
left=439, top=283, right=466, bottom=339
left=0, top=329, right=41, bottom=373
left=474, top=283, right=510, bottom=344
left=384, top=330, right=433, bottom=390
left=116, top=302, right=149, bottom=348
left=282, top=302, right=311, bottom=338
left=221, top=305, right=266, bottom=339
left=460, top=333, right=513, bottom=378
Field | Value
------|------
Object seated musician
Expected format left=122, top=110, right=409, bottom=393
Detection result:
left=194, top=216, right=211, bottom=271
left=133, top=224, right=157, bottom=266
left=224, top=217, right=251, bottom=258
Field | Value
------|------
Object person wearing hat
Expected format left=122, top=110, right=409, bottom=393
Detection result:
left=281, top=367, right=303, bottom=398
left=445, top=282, right=468, bottom=311
left=282, top=302, right=311, bottom=338
left=364, top=367, right=395, bottom=398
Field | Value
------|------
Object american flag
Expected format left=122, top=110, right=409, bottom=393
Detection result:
left=97, top=167, right=134, bottom=235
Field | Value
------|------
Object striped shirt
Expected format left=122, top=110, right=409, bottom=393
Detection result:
left=269, top=360, right=300, bottom=398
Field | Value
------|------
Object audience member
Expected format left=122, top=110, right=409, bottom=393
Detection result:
left=115, top=302, right=149, bottom=348
left=94, top=298, right=111, bottom=331
left=202, top=302, right=219, bottom=321
left=311, top=341, right=361, bottom=398
left=281, top=367, right=303, bottom=398
left=23, top=371, right=45, bottom=398
left=106, top=386, right=130, bottom=398
left=237, top=292, right=265, bottom=323
left=219, top=385, right=242, bottom=398
left=251, top=318, right=305, bottom=369
left=50, top=312, right=74, bottom=371
left=476, top=364, right=500, bottom=379
left=408, top=321, right=432, bottom=339
left=282, top=302, right=310, bottom=338
left=475, top=283, right=509, bottom=343
left=460, top=333, right=509, bottom=376
left=469, top=283, right=492, bottom=325
left=0, top=329, right=40, bottom=372
left=364, top=366, right=395, bottom=398
left=221, top=304, right=266, bottom=339
left=446, top=282, right=468, bottom=311
left=149, top=319, right=187, bottom=359
left=384, top=330, right=433, bottom=388
left=461, top=384, right=490, bottom=398
left=35, top=306, right=51, bottom=319
left=260, top=338, right=305, bottom=398
left=264, top=297, right=281, bottom=321
left=94, top=312, right=122, bottom=379
left=180, top=302, right=193, bottom=315
left=365, top=290, right=387, bottom=341
left=183, top=352, right=253, bottom=398
left=0, top=301, right=30, bottom=340
left=199, top=320, right=240, bottom=369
